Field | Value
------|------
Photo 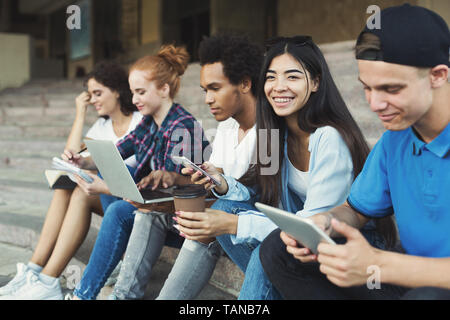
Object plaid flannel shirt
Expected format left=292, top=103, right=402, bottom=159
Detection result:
left=116, top=103, right=211, bottom=182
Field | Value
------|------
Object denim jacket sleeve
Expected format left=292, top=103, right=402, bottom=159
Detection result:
left=211, top=175, right=272, bottom=244
left=231, top=211, right=278, bottom=245
left=295, top=126, right=353, bottom=218
left=210, top=175, right=256, bottom=201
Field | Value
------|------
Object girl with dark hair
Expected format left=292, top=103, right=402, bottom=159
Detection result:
left=0, top=61, right=142, bottom=300
left=84, top=61, right=137, bottom=118
left=175, top=36, right=394, bottom=299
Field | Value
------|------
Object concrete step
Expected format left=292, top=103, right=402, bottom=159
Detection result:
left=0, top=125, right=75, bottom=139
left=0, top=96, right=80, bottom=110
left=0, top=138, right=65, bottom=155
left=0, top=183, right=52, bottom=211
left=0, top=207, right=240, bottom=299
left=0, top=83, right=84, bottom=100
left=1, top=111, right=97, bottom=129
left=0, top=241, right=236, bottom=300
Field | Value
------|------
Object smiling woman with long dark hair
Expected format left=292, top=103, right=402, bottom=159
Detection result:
left=255, top=36, right=371, bottom=208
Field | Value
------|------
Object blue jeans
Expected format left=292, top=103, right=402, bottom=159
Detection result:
left=214, top=199, right=258, bottom=271
left=73, top=167, right=138, bottom=300
left=214, top=199, right=282, bottom=300
left=238, top=245, right=283, bottom=300
left=110, top=210, right=185, bottom=300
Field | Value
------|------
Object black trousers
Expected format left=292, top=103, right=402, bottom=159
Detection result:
left=259, top=229, right=450, bottom=300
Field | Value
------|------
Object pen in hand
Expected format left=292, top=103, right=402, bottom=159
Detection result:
left=68, top=147, right=88, bottom=161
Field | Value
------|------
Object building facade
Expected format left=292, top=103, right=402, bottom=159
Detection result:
left=0, top=0, right=449, bottom=87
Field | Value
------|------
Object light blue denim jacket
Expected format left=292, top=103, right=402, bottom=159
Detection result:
left=214, top=126, right=354, bottom=245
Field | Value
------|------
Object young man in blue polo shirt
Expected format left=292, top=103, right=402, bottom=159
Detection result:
left=259, top=4, right=450, bottom=299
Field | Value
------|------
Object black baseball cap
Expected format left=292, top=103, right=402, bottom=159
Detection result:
left=356, top=3, right=450, bottom=68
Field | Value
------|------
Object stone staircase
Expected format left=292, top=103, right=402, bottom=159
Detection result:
left=0, top=41, right=385, bottom=299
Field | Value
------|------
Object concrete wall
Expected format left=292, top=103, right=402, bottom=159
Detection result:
left=32, top=0, right=450, bottom=80
left=418, top=0, right=450, bottom=25
left=67, top=56, right=94, bottom=79
left=0, top=32, right=31, bottom=90
left=276, top=0, right=449, bottom=44
left=121, top=0, right=140, bottom=49
left=31, top=58, right=64, bottom=78
left=141, top=0, right=161, bottom=44
left=277, top=0, right=414, bottom=43
left=210, top=0, right=267, bottom=44
left=118, top=0, right=162, bottom=65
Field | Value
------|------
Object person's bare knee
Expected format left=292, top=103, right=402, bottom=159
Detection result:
left=70, top=186, right=89, bottom=200
left=70, top=186, right=103, bottom=216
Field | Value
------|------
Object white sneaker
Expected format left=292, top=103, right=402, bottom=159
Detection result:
left=0, top=263, right=31, bottom=296
left=64, top=293, right=74, bottom=300
left=0, top=272, right=63, bottom=300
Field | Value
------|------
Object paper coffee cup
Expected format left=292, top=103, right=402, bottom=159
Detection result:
left=173, top=184, right=207, bottom=212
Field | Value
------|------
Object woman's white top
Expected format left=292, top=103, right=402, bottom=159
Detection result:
left=287, top=156, right=309, bottom=204
left=85, top=111, right=143, bottom=167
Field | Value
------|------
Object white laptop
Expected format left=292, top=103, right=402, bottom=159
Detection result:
left=255, top=202, right=335, bottom=254
left=84, top=140, right=174, bottom=204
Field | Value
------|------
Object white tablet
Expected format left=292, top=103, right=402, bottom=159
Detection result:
left=255, top=202, right=335, bottom=254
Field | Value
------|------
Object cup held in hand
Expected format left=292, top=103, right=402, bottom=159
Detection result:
left=173, top=184, right=207, bottom=212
